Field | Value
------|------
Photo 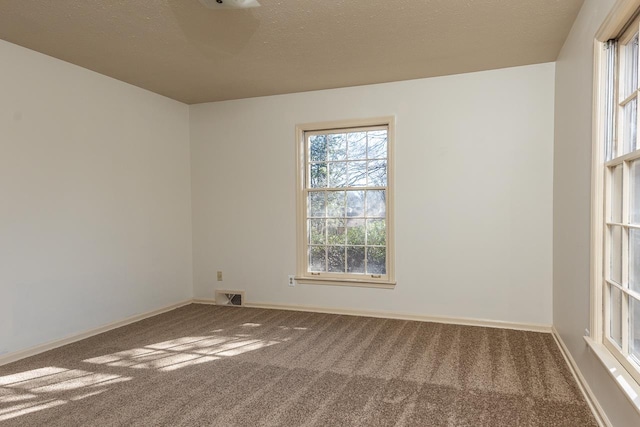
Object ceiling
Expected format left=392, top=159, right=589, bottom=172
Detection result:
left=0, top=0, right=584, bottom=104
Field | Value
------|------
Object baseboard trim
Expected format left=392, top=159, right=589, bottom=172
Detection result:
left=192, top=298, right=217, bottom=305
left=0, top=299, right=193, bottom=367
left=551, top=326, right=610, bottom=427
left=193, top=298, right=552, bottom=333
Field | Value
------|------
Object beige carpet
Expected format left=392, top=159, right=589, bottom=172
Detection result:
left=0, top=304, right=597, bottom=426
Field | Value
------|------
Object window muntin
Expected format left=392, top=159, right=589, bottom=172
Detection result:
left=603, top=18, right=640, bottom=381
left=296, top=119, right=395, bottom=287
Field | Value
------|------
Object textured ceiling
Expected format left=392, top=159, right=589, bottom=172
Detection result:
left=0, top=0, right=584, bottom=104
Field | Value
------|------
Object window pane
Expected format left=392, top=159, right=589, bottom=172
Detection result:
left=623, top=98, right=637, bottom=154
left=367, top=219, right=386, bottom=246
left=366, top=247, right=386, bottom=274
left=611, top=285, right=623, bottom=347
left=310, top=163, right=327, bottom=188
left=605, top=39, right=617, bottom=161
left=346, top=190, right=364, bottom=217
left=347, top=132, right=367, bottom=160
left=309, top=247, right=326, bottom=272
left=309, top=191, right=325, bottom=217
left=328, top=162, right=347, bottom=187
left=631, top=162, right=640, bottom=224
left=631, top=297, right=640, bottom=364
left=624, top=34, right=639, bottom=99
left=347, top=246, right=365, bottom=273
left=347, top=161, right=367, bottom=186
left=302, top=123, right=391, bottom=283
left=611, top=225, right=623, bottom=284
left=327, top=191, right=345, bottom=217
left=367, top=131, right=387, bottom=159
left=328, top=246, right=346, bottom=273
left=630, top=229, right=640, bottom=293
left=611, top=164, right=623, bottom=224
left=309, top=135, right=327, bottom=161
left=346, top=218, right=365, bottom=245
left=367, top=160, right=387, bottom=186
left=366, top=190, right=386, bottom=217
left=327, top=219, right=346, bottom=245
left=309, top=219, right=325, bottom=245
left=327, top=134, right=347, bottom=161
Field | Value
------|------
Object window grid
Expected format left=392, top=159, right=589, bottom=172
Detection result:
left=305, top=126, right=389, bottom=277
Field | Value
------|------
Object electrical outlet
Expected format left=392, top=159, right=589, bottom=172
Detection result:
left=217, top=271, right=223, bottom=281
left=288, top=275, right=295, bottom=287
left=584, top=328, right=590, bottom=337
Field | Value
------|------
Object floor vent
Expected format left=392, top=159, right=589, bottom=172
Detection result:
left=215, top=290, right=244, bottom=307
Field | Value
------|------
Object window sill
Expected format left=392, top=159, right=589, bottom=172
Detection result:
left=295, top=276, right=396, bottom=289
left=584, top=336, right=640, bottom=415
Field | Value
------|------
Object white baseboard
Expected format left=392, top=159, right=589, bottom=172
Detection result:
left=193, top=298, right=552, bottom=333
left=0, top=299, right=193, bottom=367
left=192, top=298, right=217, bottom=305
left=552, top=326, right=610, bottom=427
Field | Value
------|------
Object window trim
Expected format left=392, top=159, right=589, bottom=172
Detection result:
left=295, top=116, right=396, bottom=288
left=596, top=16, right=640, bottom=387
left=590, top=0, right=640, bottom=411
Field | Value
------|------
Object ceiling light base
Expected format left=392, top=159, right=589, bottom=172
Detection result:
left=199, top=0, right=261, bottom=9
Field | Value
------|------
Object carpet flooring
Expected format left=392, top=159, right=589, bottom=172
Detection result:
left=0, top=304, right=597, bottom=426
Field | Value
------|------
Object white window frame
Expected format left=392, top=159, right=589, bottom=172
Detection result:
left=295, top=117, right=396, bottom=288
left=590, top=0, right=640, bottom=408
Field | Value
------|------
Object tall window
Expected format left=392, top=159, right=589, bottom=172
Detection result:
left=600, top=15, right=640, bottom=384
left=295, top=118, right=395, bottom=288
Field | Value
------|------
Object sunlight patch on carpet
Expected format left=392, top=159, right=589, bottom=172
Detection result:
left=83, top=334, right=280, bottom=372
left=0, top=367, right=130, bottom=422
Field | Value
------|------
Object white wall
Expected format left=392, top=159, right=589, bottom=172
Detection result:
left=190, top=63, right=555, bottom=326
left=553, top=0, right=640, bottom=425
left=0, top=40, right=193, bottom=356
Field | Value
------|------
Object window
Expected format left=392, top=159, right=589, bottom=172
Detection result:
left=596, top=13, right=640, bottom=385
left=295, top=117, right=395, bottom=288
